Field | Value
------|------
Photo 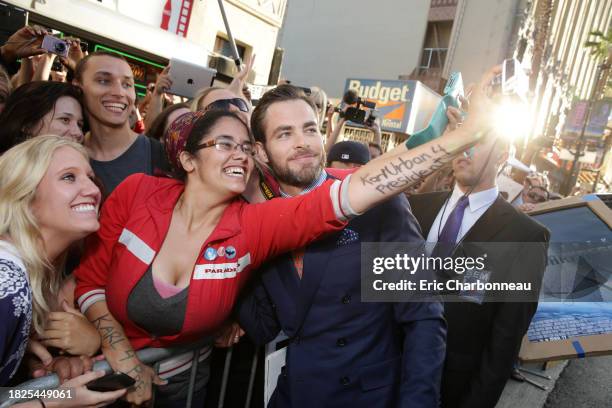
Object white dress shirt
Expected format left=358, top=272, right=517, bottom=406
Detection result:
left=426, top=185, right=500, bottom=244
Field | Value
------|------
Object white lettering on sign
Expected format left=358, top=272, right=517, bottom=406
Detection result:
left=382, top=118, right=402, bottom=129
left=347, top=80, right=410, bottom=104
left=193, top=253, right=251, bottom=279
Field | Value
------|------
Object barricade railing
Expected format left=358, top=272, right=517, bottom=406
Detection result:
left=0, top=339, right=258, bottom=408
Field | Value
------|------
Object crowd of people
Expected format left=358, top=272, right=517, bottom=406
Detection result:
left=0, top=24, right=559, bottom=408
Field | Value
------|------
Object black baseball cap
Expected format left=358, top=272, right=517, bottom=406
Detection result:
left=328, top=141, right=371, bottom=165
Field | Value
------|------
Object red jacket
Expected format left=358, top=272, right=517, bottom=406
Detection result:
left=75, top=173, right=349, bottom=350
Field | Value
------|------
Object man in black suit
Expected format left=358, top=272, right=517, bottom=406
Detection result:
left=409, top=134, right=550, bottom=408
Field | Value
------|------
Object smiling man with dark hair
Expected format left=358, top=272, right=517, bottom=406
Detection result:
left=238, top=84, right=446, bottom=408
left=74, top=52, right=168, bottom=193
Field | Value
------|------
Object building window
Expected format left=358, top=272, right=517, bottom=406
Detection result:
left=214, top=35, right=247, bottom=60
left=420, top=48, right=448, bottom=70
left=418, top=20, right=452, bottom=74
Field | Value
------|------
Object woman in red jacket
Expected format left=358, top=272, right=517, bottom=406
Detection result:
left=75, top=66, right=498, bottom=406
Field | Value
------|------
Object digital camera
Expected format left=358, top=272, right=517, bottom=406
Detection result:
left=41, top=35, right=69, bottom=58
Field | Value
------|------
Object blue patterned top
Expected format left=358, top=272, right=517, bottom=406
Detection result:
left=0, top=241, right=32, bottom=386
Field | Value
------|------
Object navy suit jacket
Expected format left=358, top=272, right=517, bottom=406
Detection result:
left=238, top=191, right=446, bottom=408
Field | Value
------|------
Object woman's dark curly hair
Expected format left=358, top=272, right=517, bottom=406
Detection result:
left=0, top=81, right=84, bottom=154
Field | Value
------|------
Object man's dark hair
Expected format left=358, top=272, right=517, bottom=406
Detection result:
left=0, top=81, right=84, bottom=153
left=74, top=51, right=129, bottom=82
left=251, top=84, right=318, bottom=143
left=368, top=142, right=383, bottom=155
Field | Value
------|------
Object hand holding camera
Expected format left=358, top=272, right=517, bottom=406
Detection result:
left=0, top=25, right=47, bottom=63
left=59, top=37, right=87, bottom=71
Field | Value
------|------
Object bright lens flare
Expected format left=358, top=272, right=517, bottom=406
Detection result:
left=492, top=100, right=532, bottom=141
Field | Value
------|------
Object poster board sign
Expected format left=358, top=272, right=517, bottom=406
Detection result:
left=264, top=332, right=288, bottom=405
left=519, top=196, right=612, bottom=362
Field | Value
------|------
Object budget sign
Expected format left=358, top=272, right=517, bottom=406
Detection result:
left=343, top=78, right=440, bottom=134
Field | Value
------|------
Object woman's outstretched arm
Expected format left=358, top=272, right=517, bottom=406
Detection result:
left=347, top=65, right=501, bottom=215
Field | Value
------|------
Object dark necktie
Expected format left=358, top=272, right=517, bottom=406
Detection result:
left=433, top=195, right=470, bottom=258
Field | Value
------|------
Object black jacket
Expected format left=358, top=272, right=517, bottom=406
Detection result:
left=409, top=191, right=550, bottom=408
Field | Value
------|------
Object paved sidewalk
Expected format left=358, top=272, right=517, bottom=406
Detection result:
left=496, top=361, right=568, bottom=408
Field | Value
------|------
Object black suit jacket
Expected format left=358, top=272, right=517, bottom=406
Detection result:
left=409, top=191, right=550, bottom=408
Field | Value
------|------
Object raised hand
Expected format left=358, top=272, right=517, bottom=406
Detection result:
left=154, top=66, right=173, bottom=96
left=0, top=26, right=47, bottom=63
left=59, top=37, right=86, bottom=71
left=228, top=54, right=255, bottom=102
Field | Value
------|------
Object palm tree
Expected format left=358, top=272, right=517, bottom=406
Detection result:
left=584, top=28, right=612, bottom=97
left=529, top=0, right=554, bottom=91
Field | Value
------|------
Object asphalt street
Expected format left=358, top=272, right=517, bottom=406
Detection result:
left=544, top=356, right=612, bottom=408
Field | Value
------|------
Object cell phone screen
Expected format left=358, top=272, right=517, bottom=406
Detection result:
left=86, top=372, right=135, bottom=392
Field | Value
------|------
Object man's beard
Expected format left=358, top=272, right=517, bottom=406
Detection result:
left=268, top=148, right=325, bottom=188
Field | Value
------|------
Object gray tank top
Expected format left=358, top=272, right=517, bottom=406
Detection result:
left=127, top=266, right=188, bottom=336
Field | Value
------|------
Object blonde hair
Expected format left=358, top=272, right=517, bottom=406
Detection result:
left=0, top=135, right=89, bottom=335
left=309, top=86, right=328, bottom=126
left=190, top=86, right=224, bottom=112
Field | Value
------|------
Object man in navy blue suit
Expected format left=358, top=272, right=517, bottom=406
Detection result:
left=237, top=85, right=446, bottom=408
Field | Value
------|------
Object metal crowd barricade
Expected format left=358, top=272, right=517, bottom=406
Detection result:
left=0, top=341, right=261, bottom=408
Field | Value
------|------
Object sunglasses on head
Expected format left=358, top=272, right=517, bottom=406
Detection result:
left=205, top=98, right=250, bottom=113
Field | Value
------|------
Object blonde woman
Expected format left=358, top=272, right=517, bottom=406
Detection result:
left=0, top=136, right=126, bottom=406
left=309, top=86, right=328, bottom=128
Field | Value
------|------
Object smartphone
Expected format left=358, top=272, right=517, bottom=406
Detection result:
left=443, top=71, right=464, bottom=101
left=41, top=35, right=69, bottom=58
left=489, top=58, right=528, bottom=100
left=86, top=372, right=135, bottom=392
